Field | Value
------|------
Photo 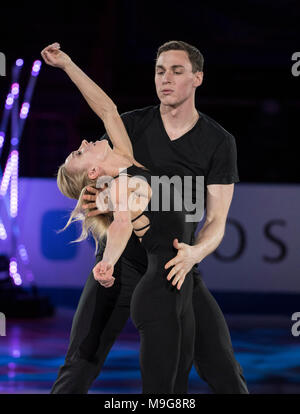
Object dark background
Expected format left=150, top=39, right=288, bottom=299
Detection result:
left=0, top=0, right=299, bottom=182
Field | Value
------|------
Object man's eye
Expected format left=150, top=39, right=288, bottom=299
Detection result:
left=175, top=72, right=182, bottom=74
left=157, top=72, right=164, bottom=75
left=77, top=150, right=82, bottom=155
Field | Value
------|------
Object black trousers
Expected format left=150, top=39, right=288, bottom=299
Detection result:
left=50, top=255, right=249, bottom=394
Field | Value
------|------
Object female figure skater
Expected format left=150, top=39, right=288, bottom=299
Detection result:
left=41, top=43, right=195, bottom=394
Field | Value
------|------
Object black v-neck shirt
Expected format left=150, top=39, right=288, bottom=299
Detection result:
left=99, top=104, right=239, bottom=271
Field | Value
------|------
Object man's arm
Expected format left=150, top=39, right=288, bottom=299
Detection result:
left=164, top=183, right=235, bottom=289
left=191, top=183, right=234, bottom=262
left=40, top=42, right=133, bottom=158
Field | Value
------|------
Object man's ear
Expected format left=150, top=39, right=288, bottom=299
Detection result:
left=88, top=165, right=102, bottom=180
left=194, top=71, right=203, bottom=88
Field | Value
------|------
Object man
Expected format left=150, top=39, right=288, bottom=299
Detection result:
left=50, top=40, right=249, bottom=394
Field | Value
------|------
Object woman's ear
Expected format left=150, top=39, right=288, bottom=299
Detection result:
left=88, top=165, right=102, bottom=180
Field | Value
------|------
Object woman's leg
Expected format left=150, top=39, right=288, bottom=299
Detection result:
left=50, top=256, right=143, bottom=394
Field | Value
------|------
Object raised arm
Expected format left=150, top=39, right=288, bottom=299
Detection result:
left=40, top=42, right=133, bottom=158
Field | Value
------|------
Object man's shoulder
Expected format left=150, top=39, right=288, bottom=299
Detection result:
left=198, top=110, right=235, bottom=143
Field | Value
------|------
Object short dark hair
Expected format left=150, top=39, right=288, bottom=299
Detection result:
left=156, top=40, right=204, bottom=72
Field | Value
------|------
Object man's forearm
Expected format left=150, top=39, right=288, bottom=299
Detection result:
left=192, top=218, right=226, bottom=263
left=103, top=221, right=133, bottom=266
left=64, top=60, right=116, bottom=119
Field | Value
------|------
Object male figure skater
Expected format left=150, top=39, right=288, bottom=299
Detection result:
left=49, top=40, right=249, bottom=394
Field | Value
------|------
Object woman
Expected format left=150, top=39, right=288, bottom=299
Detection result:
left=41, top=43, right=195, bottom=394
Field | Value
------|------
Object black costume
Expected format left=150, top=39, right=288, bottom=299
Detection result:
left=51, top=105, right=249, bottom=394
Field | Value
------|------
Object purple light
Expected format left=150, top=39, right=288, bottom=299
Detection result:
left=0, top=132, right=4, bottom=148
left=20, top=102, right=30, bottom=119
left=5, top=93, right=14, bottom=110
left=11, top=82, right=19, bottom=96
left=0, top=220, right=7, bottom=240
left=0, top=155, right=12, bottom=196
left=16, top=59, right=24, bottom=67
left=31, top=60, right=41, bottom=76
left=19, top=245, right=29, bottom=264
left=10, top=151, right=19, bottom=218
left=11, top=137, right=19, bottom=146
left=9, top=259, right=17, bottom=276
left=14, top=275, right=22, bottom=286
left=12, top=349, right=21, bottom=358
left=26, top=272, right=34, bottom=282
left=9, top=258, right=23, bottom=285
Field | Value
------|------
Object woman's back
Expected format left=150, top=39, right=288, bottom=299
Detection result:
left=112, top=164, right=193, bottom=260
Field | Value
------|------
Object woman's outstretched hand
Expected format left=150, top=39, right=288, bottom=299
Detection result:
left=93, top=261, right=115, bottom=288
left=41, top=42, right=72, bottom=70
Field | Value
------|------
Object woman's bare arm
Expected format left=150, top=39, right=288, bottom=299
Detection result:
left=41, top=42, right=133, bottom=158
left=101, top=176, right=133, bottom=265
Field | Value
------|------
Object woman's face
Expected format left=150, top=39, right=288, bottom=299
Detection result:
left=65, top=139, right=109, bottom=173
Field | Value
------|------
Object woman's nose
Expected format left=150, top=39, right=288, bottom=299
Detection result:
left=79, top=139, right=88, bottom=149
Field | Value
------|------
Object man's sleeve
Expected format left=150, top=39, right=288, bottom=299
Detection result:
left=206, top=134, right=240, bottom=185
left=98, top=110, right=136, bottom=147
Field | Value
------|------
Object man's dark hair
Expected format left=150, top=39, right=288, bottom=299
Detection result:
left=156, top=40, right=204, bottom=72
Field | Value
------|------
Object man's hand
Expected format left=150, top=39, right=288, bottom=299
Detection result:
left=41, top=42, right=72, bottom=70
left=82, top=186, right=109, bottom=217
left=164, top=238, right=198, bottom=290
left=93, top=260, right=115, bottom=288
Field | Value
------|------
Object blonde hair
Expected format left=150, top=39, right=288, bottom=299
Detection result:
left=56, top=163, right=113, bottom=253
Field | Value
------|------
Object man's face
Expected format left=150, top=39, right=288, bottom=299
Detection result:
left=65, top=139, right=109, bottom=173
left=155, top=50, right=202, bottom=107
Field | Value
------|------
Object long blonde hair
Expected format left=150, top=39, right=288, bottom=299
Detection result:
left=56, top=163, right=113, bottom=253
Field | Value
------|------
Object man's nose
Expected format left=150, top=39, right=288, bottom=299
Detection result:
left=162, top=71, right=173, bottom=83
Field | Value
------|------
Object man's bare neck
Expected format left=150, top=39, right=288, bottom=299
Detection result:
left=160, top=102, right=198, bottom=130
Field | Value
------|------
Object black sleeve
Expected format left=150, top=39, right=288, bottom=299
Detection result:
left=206, top=134, right=240, bottom=185
left=98, top=110, right=136, bottom=147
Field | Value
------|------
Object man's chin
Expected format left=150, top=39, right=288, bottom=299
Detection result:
left=160, top=97, right=181, bottom=108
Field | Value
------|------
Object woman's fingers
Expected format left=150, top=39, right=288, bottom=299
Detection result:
left=41, top=43, right=62, bottom=67
left=43, top=43, right=60, bottom=52
left=41, top=51, right=51, bottom=65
